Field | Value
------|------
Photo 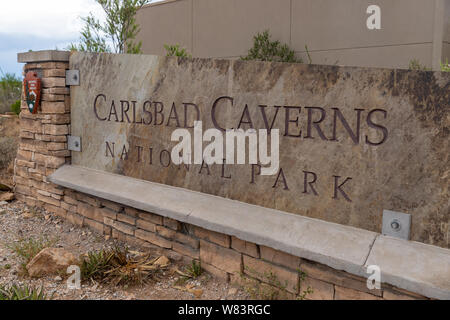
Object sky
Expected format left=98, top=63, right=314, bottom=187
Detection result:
left=0, top=0, right=160, bottom=76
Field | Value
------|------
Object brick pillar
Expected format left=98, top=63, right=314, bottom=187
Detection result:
left=14, top=50, right=71, bottom=218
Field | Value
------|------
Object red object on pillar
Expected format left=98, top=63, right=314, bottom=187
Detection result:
left=23, top=71, right=42, bottom=114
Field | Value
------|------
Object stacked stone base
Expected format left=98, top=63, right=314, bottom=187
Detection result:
left=14, top=60, right=71, bottom=211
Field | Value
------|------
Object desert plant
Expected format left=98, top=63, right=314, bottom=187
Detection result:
left=0, top=283, right=49, bottom=300
left=164, top=44, right=191, bottom=58
left=0, top=137, right=18, bottom=169
left=5, top=236, right=57, bottom=272
left=10, top=100, right=21, bottom=115
left=80, top=246, right=165, bottom=285
left=173, top=260, right=203, bottom=286
left=80, top=248, right=116, bottom=281
left=408, top=59, right=431, bottom=71
left=296, top=268, right=313, bottom=300
left=441, top=59, right=450, bottom=72
left=0, top=70, right=21, bottom=114
left=409, top=58, right=450, bottom=72
left=304, top=45, right=312, bottom=64
left=69, top=0, right=149, bottom=54
left=241, top=30, right=301, bottom=63
left=239, top=266, right=312, bottom=300
left=185, top=260, right=202, bottom=278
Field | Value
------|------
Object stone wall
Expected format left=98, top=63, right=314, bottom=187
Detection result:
left=14, top=57, right=71, bottom=208
left=68, top=52, right=449, bottom=247
left=13, top=51, right=432, bottom=300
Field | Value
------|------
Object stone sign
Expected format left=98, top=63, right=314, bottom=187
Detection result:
left=70, top=52, right=449, bottom=247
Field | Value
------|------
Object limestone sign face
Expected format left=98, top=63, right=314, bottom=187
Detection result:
left=70, top=52, right=449, bottom=247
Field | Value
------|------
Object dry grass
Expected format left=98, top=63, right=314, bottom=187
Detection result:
left=238, top=266, right=313, bottom=300
left=0, top=137, right=17, bottom=170
left=0, top=116, right=20, bottom=186
left=0, top=283, right=49, bottom=300
left=80, top=246, right=169, bottom=286
left=5, top=236, right=58, bottom=275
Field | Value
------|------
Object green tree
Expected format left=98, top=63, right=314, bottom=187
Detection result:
left=0, top=70, right=21, bottom=114
left=241, top=30, right=301, bottom=63
left=69, top=0, right=149, bottom=54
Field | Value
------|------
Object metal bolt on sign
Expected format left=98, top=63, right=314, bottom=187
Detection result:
left=382, top=210, right=411, bottom=240
left=66, top=70, right=80, bottom=86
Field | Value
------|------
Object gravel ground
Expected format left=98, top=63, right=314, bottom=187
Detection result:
left=0, top=200, right=249, bottom=300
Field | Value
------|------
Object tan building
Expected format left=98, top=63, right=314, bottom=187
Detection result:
left=136, top=0, right=450, bottom=70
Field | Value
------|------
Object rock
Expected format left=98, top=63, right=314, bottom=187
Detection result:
left=154, top=256, right=170, bottom=267
left=22, top=211, right=35, bottom=219
left=26, top=247, right=76, bottom=277
left=54, top=276, right=63, bottom=282
left=188, top=288, right=203, bottom=299
left=0, top=183, right=11, bottom=192
left=0, top=192, right=14, bottom=202
left=124, top=292, right=136, bottom=300
left=227, top=287, right=238, bottom=296
left=0, top=201, right=8, bottom=206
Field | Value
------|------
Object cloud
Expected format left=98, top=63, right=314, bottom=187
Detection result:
left=0, top=0, right=104, bottom=39
left=0, top=0, right=104, bottom=75
left=0, top=0, right=161, bottom=75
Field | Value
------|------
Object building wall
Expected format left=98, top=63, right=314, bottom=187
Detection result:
left=136, top=0, right=450, bottom=70
left=443, top=0, right=450, bottom=64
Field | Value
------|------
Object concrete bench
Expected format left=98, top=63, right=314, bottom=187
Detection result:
left=49, top=164, right=450, bottom=300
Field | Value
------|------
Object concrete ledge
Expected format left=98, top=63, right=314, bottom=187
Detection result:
left=365, top=236, right=450, bottom=300
left=49, top=165, right=450, bottom=299
left=17, top=50, right=70, bottom=63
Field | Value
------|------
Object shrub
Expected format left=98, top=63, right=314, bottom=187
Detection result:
left=0, top=137, right=18, bottom=170
left=241, top=30, right=301, bottom=63
left=5, top=236, right=57, bottom=273
left=80, top=248, right=116, bottom=281
left=10, top=100, right=21, bottom=115
left=0, top=283, right=49, bottom=300
left=0, top=71, right=21, bottom=114
left=164, top=44, right=192, bottom=58
left=80, top=246, right=166, bottom=286
left=185, top=260, right=202, bottom=278
left=408, top=59, right=431, bottom=71
left=409, top=58, right=450, bottom=72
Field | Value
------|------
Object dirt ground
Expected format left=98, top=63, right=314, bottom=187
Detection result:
left=0, top=200, right=250, bottom=300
